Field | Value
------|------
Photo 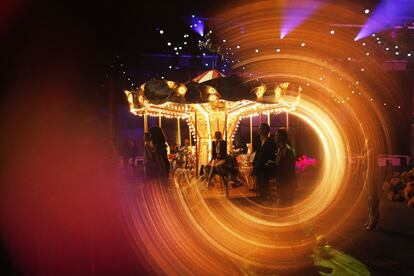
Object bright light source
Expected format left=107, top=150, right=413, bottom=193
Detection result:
left=330, top=30, right=335, bottom=35
left=347, top=57, right=351, bottom=61
left=222, top=39, right=226, bottom=43
left=408, top=53, right=412, bottom=57
left=301, top=42, right=306, bottom=47
left=159, top=30, right=164, bottom=34
left=255, top=49, right=259, bottom=52
left=236, top=45, right=240, bottom=49
left=366, top=52, right=370, bottom=56
left=365, top=9, right=370, bottom=14
left=167, top=42, right=171, bottom=46
left=371, top=33, right=376, bottom=37
left=395, top=52, right=399, bottom=55
left=276, top=48, right=281, bottom=52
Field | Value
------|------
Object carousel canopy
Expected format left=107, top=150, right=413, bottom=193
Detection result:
left=124, top=70, right=302, bottom=118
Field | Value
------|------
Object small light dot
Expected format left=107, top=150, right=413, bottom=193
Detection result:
left=159, top=30, right=164, bottom=34
left=194, top=24, right=197, bottom=27
left=222, top=39, right=226, bottom=43
left=168, top=66, right=172, bottom=69
left=184, top=41, right=187, bottom=45
left=176, top=52, right=179, bottom=55
left=202, top=53, right=206, bottom=56
left=383, top=103, right=387, bottom=106
left=330, top=30, right=335, bottom=35
left=361, top=68, right=365, bottom=71
left=408, top=53, right=412, bottom=57
left=174, top=47, right=177, bottom=50
left=365, top=9, right=370, bottom=14
left=347, top=57, right=351, bottom=61
left=378, top=41, right=381, bottom=44
left=192, top=15, right=195, bottom=18
left=395, top=52, right=399, bottom=55
left=301, top=42, right=306, bottom=47
left=372, top=33, right=376, bottom=37
left=395, top=45, right=399, bottom=49
left=398, top=106, right=401, bottom=109
left=167, top=42, right=171, bottom=46
left=366, top=52, right=370, bottom=56
left=362, top=42, right=366, bottom=46
left=306, top=83, right=310, bottom=86
left=255, top=49, right=259, bottom=52
left=178, top=46, right=182, bottom=50
left=386, top=47, right=390, bottom=51
left=276, top=48, right=281, bottom=52
left=236, top=45, right=240, bottom=49
left=376, top=37, right=380, bottom=40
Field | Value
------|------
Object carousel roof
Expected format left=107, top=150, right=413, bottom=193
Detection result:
left=124, top=71, right=301, bottom=117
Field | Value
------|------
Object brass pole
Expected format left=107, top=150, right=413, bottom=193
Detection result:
left=249, top=115, right=253, bottom=145
left=267, top=112, right=270, bottom=126
left=144, top=109, right=148, bottom=132
left=158, top=113, right=162, bottom=127
left=286, top=111, right=289, bottom=131
left=194, top=112, right=199, bottom=177
left=177, top=117, right=181, bottom=146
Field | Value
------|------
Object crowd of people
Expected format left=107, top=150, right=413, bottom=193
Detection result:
left=202, top=123, right=297, bottom=205
left=124, top=123, right=298, bottom=206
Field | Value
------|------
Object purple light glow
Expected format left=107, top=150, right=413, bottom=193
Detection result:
left=280, top=0, right=323, bottom=39
left=191, top=16, right=204, bottom=36
left=355, top=0, right=414, bottom=41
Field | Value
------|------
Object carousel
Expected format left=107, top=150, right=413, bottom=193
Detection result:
left=125, top=70, right=302, bottom=180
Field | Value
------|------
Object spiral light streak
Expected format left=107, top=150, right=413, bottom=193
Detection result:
left=123, top=1, right=400, bottom=273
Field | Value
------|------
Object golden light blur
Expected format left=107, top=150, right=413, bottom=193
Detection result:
left=123, top=0, right=400, bottom=273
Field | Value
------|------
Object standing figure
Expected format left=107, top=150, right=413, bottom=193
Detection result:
left=207, top=131, right=227, bottom=187
left=274, top=128, right=297, bottom=207
left=145, top=126, right=170, bottom=183
left=253, top=123, right=276, bottom=202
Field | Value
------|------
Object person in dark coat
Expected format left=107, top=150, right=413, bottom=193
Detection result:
left=208, top=131, right=227, bottom=187
left=253, top=123, right=276, bottom=202
left=146, top=126, right=170, bottom=183
left=274, top=128, right=297, bottom=206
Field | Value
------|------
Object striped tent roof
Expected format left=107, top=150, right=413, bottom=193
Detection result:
left=192, top=69, right=225, bottom=83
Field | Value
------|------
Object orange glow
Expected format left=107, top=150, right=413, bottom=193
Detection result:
left=122, top=1, right=400, bottom=274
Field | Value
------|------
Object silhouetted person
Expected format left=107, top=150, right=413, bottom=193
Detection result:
left=208, top=131, right=227, bottom=187
left=253, top=123, right=276, bottom=202
left=146, top=126, right=170, bottom=183
left=274, top=128, right=297, bottom=207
